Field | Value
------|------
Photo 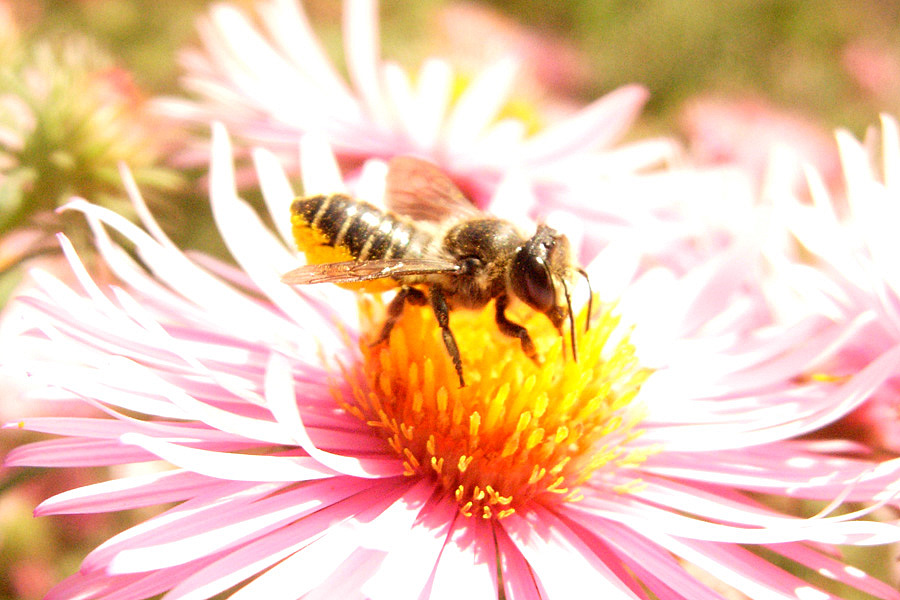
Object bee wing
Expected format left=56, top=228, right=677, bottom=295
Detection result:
left=385, top=156, right=483, bottom=222
left=282, top=258, right=460, bottom=285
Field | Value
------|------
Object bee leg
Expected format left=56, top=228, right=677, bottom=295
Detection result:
left=371, top=286, right=427, bottom=346
left=494, top=295, right=539, bottom=365
left=429, top=286, right=465, bottom=388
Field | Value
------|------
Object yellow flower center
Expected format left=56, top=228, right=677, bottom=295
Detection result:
left=341, top=298, right=652, bottom=520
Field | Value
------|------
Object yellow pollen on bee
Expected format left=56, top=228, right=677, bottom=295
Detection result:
left=345, top=297, right=653, bottom=519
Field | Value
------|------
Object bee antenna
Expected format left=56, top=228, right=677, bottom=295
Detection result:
left=561, top=277, right=578, bottom=363
left=576, top=267, right=593, bottom=333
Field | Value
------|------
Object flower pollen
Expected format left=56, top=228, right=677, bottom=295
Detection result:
left=343, top=297, right=651, bottom=520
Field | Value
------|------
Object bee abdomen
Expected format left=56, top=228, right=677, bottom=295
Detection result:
left=290, top=195, right=429, bottom=291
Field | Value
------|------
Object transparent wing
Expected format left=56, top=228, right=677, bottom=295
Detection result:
left=281, top=258, right=460, bottom=285
left=384, top=156, right=483, bottom=222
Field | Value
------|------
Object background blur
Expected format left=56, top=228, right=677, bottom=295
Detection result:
left=3, top=0, right=900, bottom=598
left=11, top=0, right=900, bottom=130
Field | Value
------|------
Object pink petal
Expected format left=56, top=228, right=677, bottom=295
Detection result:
left=502, top=506, right=640, bottom=598
left=301, top=548, right=387, bottom=600
left=134, top=479, right=413, bottom=600
left=587, top=518, right=719, bottom=600
left=6, top=437, right=156, bottom=468
left=82, top=480, right=286, bottom=573
left=224, top=479, right=429, bottom=600
left=35, top=468, right=227, bottom=515
left=652, top=535, right=845, bottom=600
left=495, top=527, right=543, bottom=600
left=362, top=492, right=457, bottom=600
left=766, top=542, right=899, bottom=600
left=101, top=477, right=380, bottom=575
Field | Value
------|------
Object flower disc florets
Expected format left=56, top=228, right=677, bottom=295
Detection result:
left=342, top=298, right=651, bottom=519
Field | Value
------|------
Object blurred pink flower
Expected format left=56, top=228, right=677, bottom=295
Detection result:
left=680, top=95, right=841, bottom=193
left=4, top=125, right=900, bottom=599
left=769, top=114, right=900, bottom=454
left=155, top=0, right=671, bottom=207
left=842, top=41, right=900, bottom=104
left=433, top=2, right=592, bottom=100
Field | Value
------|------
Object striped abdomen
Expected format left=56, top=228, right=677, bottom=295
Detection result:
left=290, top=194, right=431, bottom=291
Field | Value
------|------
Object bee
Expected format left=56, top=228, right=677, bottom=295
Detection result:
left=282, top=157, right=592, bottom=387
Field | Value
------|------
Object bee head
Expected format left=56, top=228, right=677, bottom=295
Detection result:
left=510, top=224, right=591, bottom=360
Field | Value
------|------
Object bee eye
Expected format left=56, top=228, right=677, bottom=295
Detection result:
left=511, top=250, right=554, bottom=312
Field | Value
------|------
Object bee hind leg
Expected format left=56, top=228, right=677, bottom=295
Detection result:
left=494, top=295, right=540, bottom=365
left=371, top=285, right=427, bottom=346
left=429, top=286, right=465, bottom=388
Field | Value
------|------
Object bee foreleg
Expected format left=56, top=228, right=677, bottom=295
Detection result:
left=371, top=285, right=427, bottom=346
left=494, top=295, right=540, bottom=365
left=429, top=286, right=465, bottom=388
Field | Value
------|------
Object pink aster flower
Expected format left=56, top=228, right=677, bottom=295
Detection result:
left=5, top=125, right=900, bottom=600
left=154, top=0, right=672, bottom=208
left=769, top=113, right=900, bottom=454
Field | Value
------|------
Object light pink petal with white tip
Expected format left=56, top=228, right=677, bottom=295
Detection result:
left=202, top=5, right=338, bottom=126
left=766, top=541, right=900, bottom=600
left=443, top=57, right=519, bottom=158
left=102, top=477, right=377, bottom=576
left=260, top=0, right=359, bottom=112
left=502, top=506, right=641, bottom=599
left=519, top=84, right=649, bottom=164
left=354, top=158, right=389, bottom=206
left=494, top=527, right=542, bottom=600
left=82, top=480, right=297, bottom=571
left=585, top=239, right=642, bottom=301
left=880, top=113, right=900, bottom=193
left=227, top=524, right=359, bottom=600
left=648, top=534, right=855, bottom=600
left=343, top=0, right=389, bottom=126
left=643, top=443, right=900, bottom=505
left=224, top=479, right=432, bottom=600
left=210, top=124, right=352, bottom=350
left=65, top=198, right=299, bottom=348
left=74, top=355, right=294, bottom=444
left=45, top=558, right=221, bottom=600
left=6, top=437, right=157, bottom=468
left=253, top=146, right=298, bottom=247
left=301, top=548, right=386, bottom=600
left=411, top=58, right=454, bottom=150
left=361, top=493, right=458, bottom=600
left=587, top=518, right=720, bottom=600
left=299, top=131, right=347, bottom=196
left=382, top=62, right=419, bottom=145
left=468, top=119, right=528, bottom=167
left=488, top=168, right=537, bottom=225
left=119, top=432, right=339, bottom=482
left=575, top=491, right=900, bottom=546
left=34, top=468, right=228, bottom=515
left=426, top=517, right=498, bottom=600
left=265, top=353, right=403, bottom=478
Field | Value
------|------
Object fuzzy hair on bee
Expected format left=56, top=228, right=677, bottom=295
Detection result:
left=282, top=156, right=592, bottom=387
